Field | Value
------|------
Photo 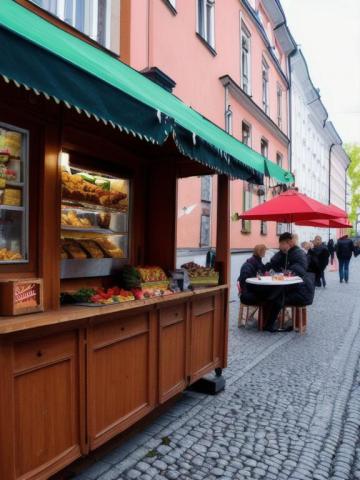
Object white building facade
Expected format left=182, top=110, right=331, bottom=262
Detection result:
left=290, top=50, right=349, bottom=242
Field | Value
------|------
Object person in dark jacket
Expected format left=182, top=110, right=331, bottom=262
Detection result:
left=284, top=272, right=316, bottom=307
left=336, top=235, right=356, bottom=283
left=310, top=236, right=330, bottom=287
left=238, top=244, right=267, bottom=305
left=266, top=233, right=308, bottom=278
left=263, top=232, right=309, bottom=332
left=327, top=239, right=335, bottom=265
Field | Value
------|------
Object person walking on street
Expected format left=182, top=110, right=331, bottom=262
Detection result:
left=311, top=236, right=330, bottom=287
left=336, top=235, right=356, bottom=283
left=327, top=238, right=335, bottom=265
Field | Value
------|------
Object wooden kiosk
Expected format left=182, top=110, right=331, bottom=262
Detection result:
left=0, top=81, right=232, bottom=480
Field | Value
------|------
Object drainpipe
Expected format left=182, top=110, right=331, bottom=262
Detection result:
left=345, top=163, right=350, bottom=214
left=287, top=47, right=297, bottom=176
left=328, top=143, right=335, bottom=240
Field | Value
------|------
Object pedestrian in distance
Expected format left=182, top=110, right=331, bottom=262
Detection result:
left=336, top=235, right=359, bottom=283
left=311, top=235, right=330, bottom=287
left=327, top=238, right=335, bottom=265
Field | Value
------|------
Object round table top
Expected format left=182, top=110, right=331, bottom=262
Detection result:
left=246, top=276, right=303, bottom=286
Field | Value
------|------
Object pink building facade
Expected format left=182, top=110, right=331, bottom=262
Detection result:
left=124, top=0, right=296, bottom=251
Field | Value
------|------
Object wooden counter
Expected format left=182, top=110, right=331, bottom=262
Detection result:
left=0, top=285, right=227, bottom=335
left=0, top=285, right=228, bottom=480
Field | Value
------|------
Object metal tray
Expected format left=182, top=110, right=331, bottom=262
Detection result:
left=60, top=258, right=128, bottom=279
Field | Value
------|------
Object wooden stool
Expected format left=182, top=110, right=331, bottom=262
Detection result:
left=238, top=304, right=264, bottom=330
left=281, top=306, right=307, bottom=334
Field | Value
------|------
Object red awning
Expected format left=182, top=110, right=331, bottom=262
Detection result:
left=240, top=190, right=344, bottom=223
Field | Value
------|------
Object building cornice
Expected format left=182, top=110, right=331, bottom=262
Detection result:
left=220, top=74, right=290, bottom=146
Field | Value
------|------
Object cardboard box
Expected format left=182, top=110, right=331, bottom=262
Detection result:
left=0, top=278, right=43, bottom=316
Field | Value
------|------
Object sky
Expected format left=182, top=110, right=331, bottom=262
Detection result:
left=281, top=0, right=360, bottom=144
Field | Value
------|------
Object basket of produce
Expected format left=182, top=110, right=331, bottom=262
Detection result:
left=181, top=262, right=219, bottom=288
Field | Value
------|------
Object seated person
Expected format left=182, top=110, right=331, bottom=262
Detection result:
left=238, top=244, right=267, bottom=306
left=285, top=271, right=315, bottom=307
left=263, top=232, right=308, bottom=332
left=266, top=232, right=308, bottom=277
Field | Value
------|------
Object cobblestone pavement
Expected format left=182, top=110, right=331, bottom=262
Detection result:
left=73, top=261, right=360, bottom=480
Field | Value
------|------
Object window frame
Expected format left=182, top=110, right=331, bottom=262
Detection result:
left=276, top=152, right=283, bottom=167
left=197, top=0, right=216, bottom=50
left=29, top=0, right=112, bottom=50
left=260, top=137, right=269, bottom=158
left=262, top=57, right=270, bottom=115
left=241, top=182, right=252, bottom=233
left=241, top=121, right=252, bottom=147
left=240, top=23, right=251, bottom=95
left=200, top=214, right=211, bottom=247
left=201, top=176, right=212, bottom=203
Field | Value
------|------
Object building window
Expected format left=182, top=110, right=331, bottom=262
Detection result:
left=242, top=121, right=251, bottom=147
left=30, top=0, right=113, bottom=50
left=276, top=153, right=283, bottom=167
left=260, top=221, right=268, bottom=235
left=197, top=0, right=215, bottom=49
left=242, top=182, right=252, bottom=233
left=277, top=85, right=282, bottom=128
left=259, top=187, right=267, bottom=235
left=225, top=105, right=233, bottom=134
left=241, top=26, right=251, bottom=94
left=261, top=138, right=268, bottom=158
left=200, top=215, right=210, bottom=247
left=262, top=58, right=269, bottom=114
left=201, top=176, right=212, bottom=202
left=276, top=222, right=289, bottom=236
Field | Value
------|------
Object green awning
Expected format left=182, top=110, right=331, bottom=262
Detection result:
left=0, top=0, right=294, bottom=184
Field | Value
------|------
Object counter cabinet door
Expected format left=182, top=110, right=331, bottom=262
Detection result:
left=1, top=330, right=82, bottom=480
left=158, top=303, right=187, bottom=404
left=87, top=312, right=156, bottom=450
left=189, top=292, right=224, bottom=383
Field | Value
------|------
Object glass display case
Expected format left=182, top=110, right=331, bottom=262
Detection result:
left=60, top=155, right=130, bottom=279
left=0, top=123, right=28, bottom=264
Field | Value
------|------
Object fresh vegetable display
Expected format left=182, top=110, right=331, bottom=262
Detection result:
left=121, top=265, right=142, bottom=290
left=71, top=288, right=97, bottom=303
left=90, top=287, right=135, bottom=304
left=68, top=286, right=134, bottom=305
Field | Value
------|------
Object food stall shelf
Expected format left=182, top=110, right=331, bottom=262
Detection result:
left=61, top=199, right=128, bottom=214
left=61, top=258, right=128, bottom=279
left=0, top=205, right=25, bottom=212
left=61, top=226, right=126, bottom=235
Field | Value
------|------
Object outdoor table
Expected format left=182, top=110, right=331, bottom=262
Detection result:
left=246, top=276, right=303, bottom=286
left=245, top=276, right=304, bottom=331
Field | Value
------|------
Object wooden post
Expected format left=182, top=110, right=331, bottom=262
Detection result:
left=39, top=123, right=61, bottom=310
left=216, top=175, right=230, bottom=368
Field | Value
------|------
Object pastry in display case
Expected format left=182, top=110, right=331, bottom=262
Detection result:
left=60, top=155, right=129, bottom=278
left=0, top=123, right=28, bottom=264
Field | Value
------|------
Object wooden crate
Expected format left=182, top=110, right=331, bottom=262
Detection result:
left=0, top=278, right=44, bottom=316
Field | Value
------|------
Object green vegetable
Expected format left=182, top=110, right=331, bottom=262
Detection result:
left=79, top=173, right=96, bottom=184
left=121, top=265, right=141, bottom=289
left=72, top=288, right=96, bottom=302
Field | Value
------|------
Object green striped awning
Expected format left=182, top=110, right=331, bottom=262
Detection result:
left=0, top=0, right=294, bottom=184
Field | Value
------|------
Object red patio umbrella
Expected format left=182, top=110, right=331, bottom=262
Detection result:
left=240, top=190, right=344, bottom=223
left=296, top=217, right=352, bottom=229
